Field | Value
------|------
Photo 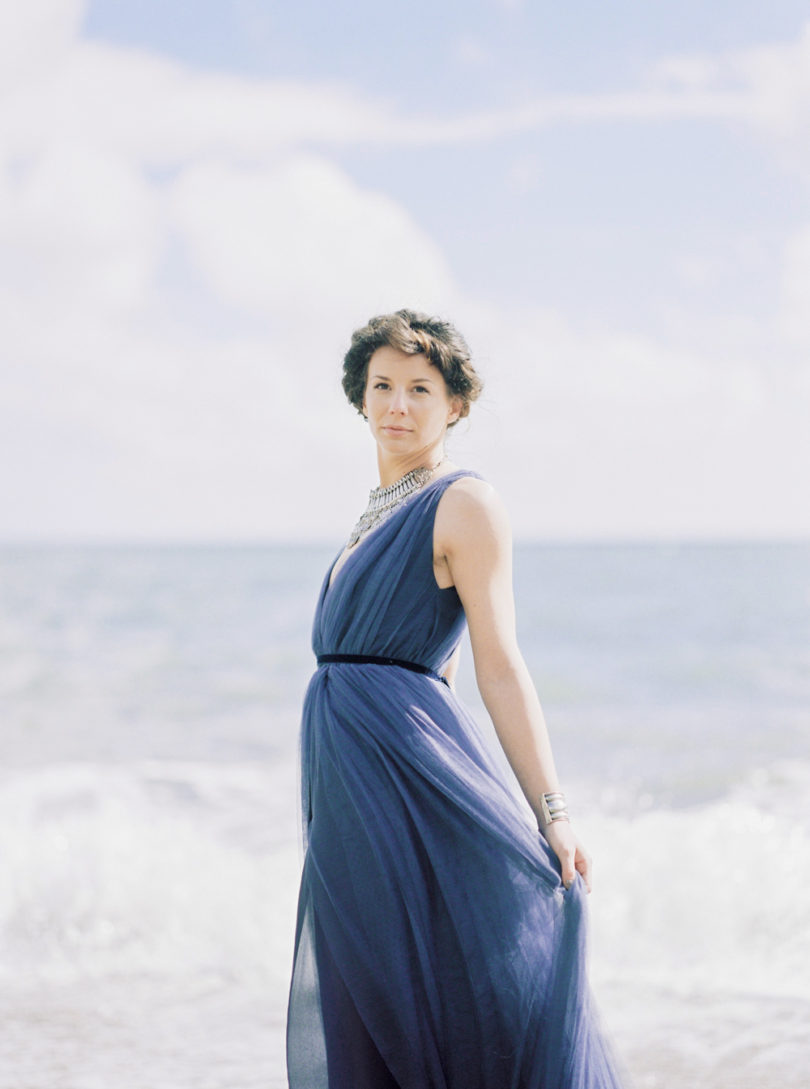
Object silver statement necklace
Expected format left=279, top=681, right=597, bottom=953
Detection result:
left=346, top=459, right=445, bottom=548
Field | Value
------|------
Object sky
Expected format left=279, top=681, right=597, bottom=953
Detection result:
left=1, top=0, right=808, bottom=542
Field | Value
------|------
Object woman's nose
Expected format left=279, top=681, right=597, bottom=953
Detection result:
left=389, top=388, right=408, bottom=413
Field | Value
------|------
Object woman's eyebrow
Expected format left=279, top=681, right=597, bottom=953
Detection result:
left=370, top=373, right=435, bottom=383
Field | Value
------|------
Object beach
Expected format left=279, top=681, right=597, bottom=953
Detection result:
left=1, top=540, right=808, bottom=1087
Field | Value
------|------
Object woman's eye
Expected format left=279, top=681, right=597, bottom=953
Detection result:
left=374, top=382, right=390, bottom=390
left=413, top=386, right=430, bottom=394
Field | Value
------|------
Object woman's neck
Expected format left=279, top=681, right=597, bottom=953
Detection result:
left=376, top=446, right=447, bottom=488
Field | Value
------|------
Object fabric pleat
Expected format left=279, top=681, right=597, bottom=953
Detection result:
left=287, top=470, right=626, bottom=1089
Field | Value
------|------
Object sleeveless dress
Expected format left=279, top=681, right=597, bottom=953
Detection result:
left=286, top=470, right=625, bottom=1089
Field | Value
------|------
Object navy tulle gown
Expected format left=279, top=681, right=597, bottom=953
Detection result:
left=287, top=470, right=625, bottom=1088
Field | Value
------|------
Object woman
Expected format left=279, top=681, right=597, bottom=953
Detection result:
left=287, top=310, right=625, bottom=1088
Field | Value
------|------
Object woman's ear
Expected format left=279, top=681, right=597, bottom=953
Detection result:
left=447, top=396, right=462, bottom=425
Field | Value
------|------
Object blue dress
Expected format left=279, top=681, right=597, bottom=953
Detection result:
left=287, top=470, right=625, bottom=1088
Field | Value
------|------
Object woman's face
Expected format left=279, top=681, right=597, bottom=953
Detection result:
left=362, top=346, right=461, bottom=458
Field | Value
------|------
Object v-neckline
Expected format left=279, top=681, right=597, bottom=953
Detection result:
left=322, top=470, right=464, bottom=602
left=324, top=522, right=382, bottom=599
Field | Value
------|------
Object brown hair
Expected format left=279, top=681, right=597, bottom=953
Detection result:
left=342, top=309, right=483, bottom=426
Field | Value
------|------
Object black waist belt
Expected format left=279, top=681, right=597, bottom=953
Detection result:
left=317, top=653, right=448, bottom=686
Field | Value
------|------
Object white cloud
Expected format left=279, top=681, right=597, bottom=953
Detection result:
left=424, top=22, right=810, bottom=148
left=0, top=41, right=397, bottom=168
left=650, top=21, right=810, bottom=168
left=674, top=255, right=722, bottom=291
left=0, top=6, right=808, bottom=539
left=1, top=141, right=160, bottom=313
left=419, top=20, right=810, bottom=151
left=779, top=224, right=810, bottom=347
left=1, top=16, right=808, bottom=174
left=453, top=304, right=805, bottom=539
left=0, top=0, right=85, bottom=93
left=452, top=35, right=491, bottom=69
left=0, top=8, right=460, bottom=541
left=167, top=156, right=455, bottom=321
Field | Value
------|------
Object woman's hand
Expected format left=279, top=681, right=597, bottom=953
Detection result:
left=543, top=821, right=592, bottom=893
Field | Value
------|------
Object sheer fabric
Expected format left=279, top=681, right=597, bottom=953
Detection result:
left=287, top=470, right=625, bottom=1088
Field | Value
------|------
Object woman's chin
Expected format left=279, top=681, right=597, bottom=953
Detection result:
left=374, top=433, right=416, bottom=455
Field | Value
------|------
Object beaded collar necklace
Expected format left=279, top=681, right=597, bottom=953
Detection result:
left=346, top=459, right=446, bottom=548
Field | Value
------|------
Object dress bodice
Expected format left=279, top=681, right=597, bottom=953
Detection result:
left=312, top=470, right=479, bottom=672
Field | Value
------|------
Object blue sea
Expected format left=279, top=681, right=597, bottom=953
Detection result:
left=1, top=541, right=808, bottom=1088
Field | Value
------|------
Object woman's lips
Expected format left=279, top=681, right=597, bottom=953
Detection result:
left=383, top=426, right=411, bottom=434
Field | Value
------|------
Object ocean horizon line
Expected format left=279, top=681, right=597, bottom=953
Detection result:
left=1, top=533, right=808, bottom=550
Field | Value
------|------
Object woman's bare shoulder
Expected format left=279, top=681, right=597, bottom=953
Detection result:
left=441, top=472, right=503, bottom=510
left=435, top=473, right=511, bottom=549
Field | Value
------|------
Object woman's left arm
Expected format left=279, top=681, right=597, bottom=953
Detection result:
left=435, top=477, right=592, bottom=891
